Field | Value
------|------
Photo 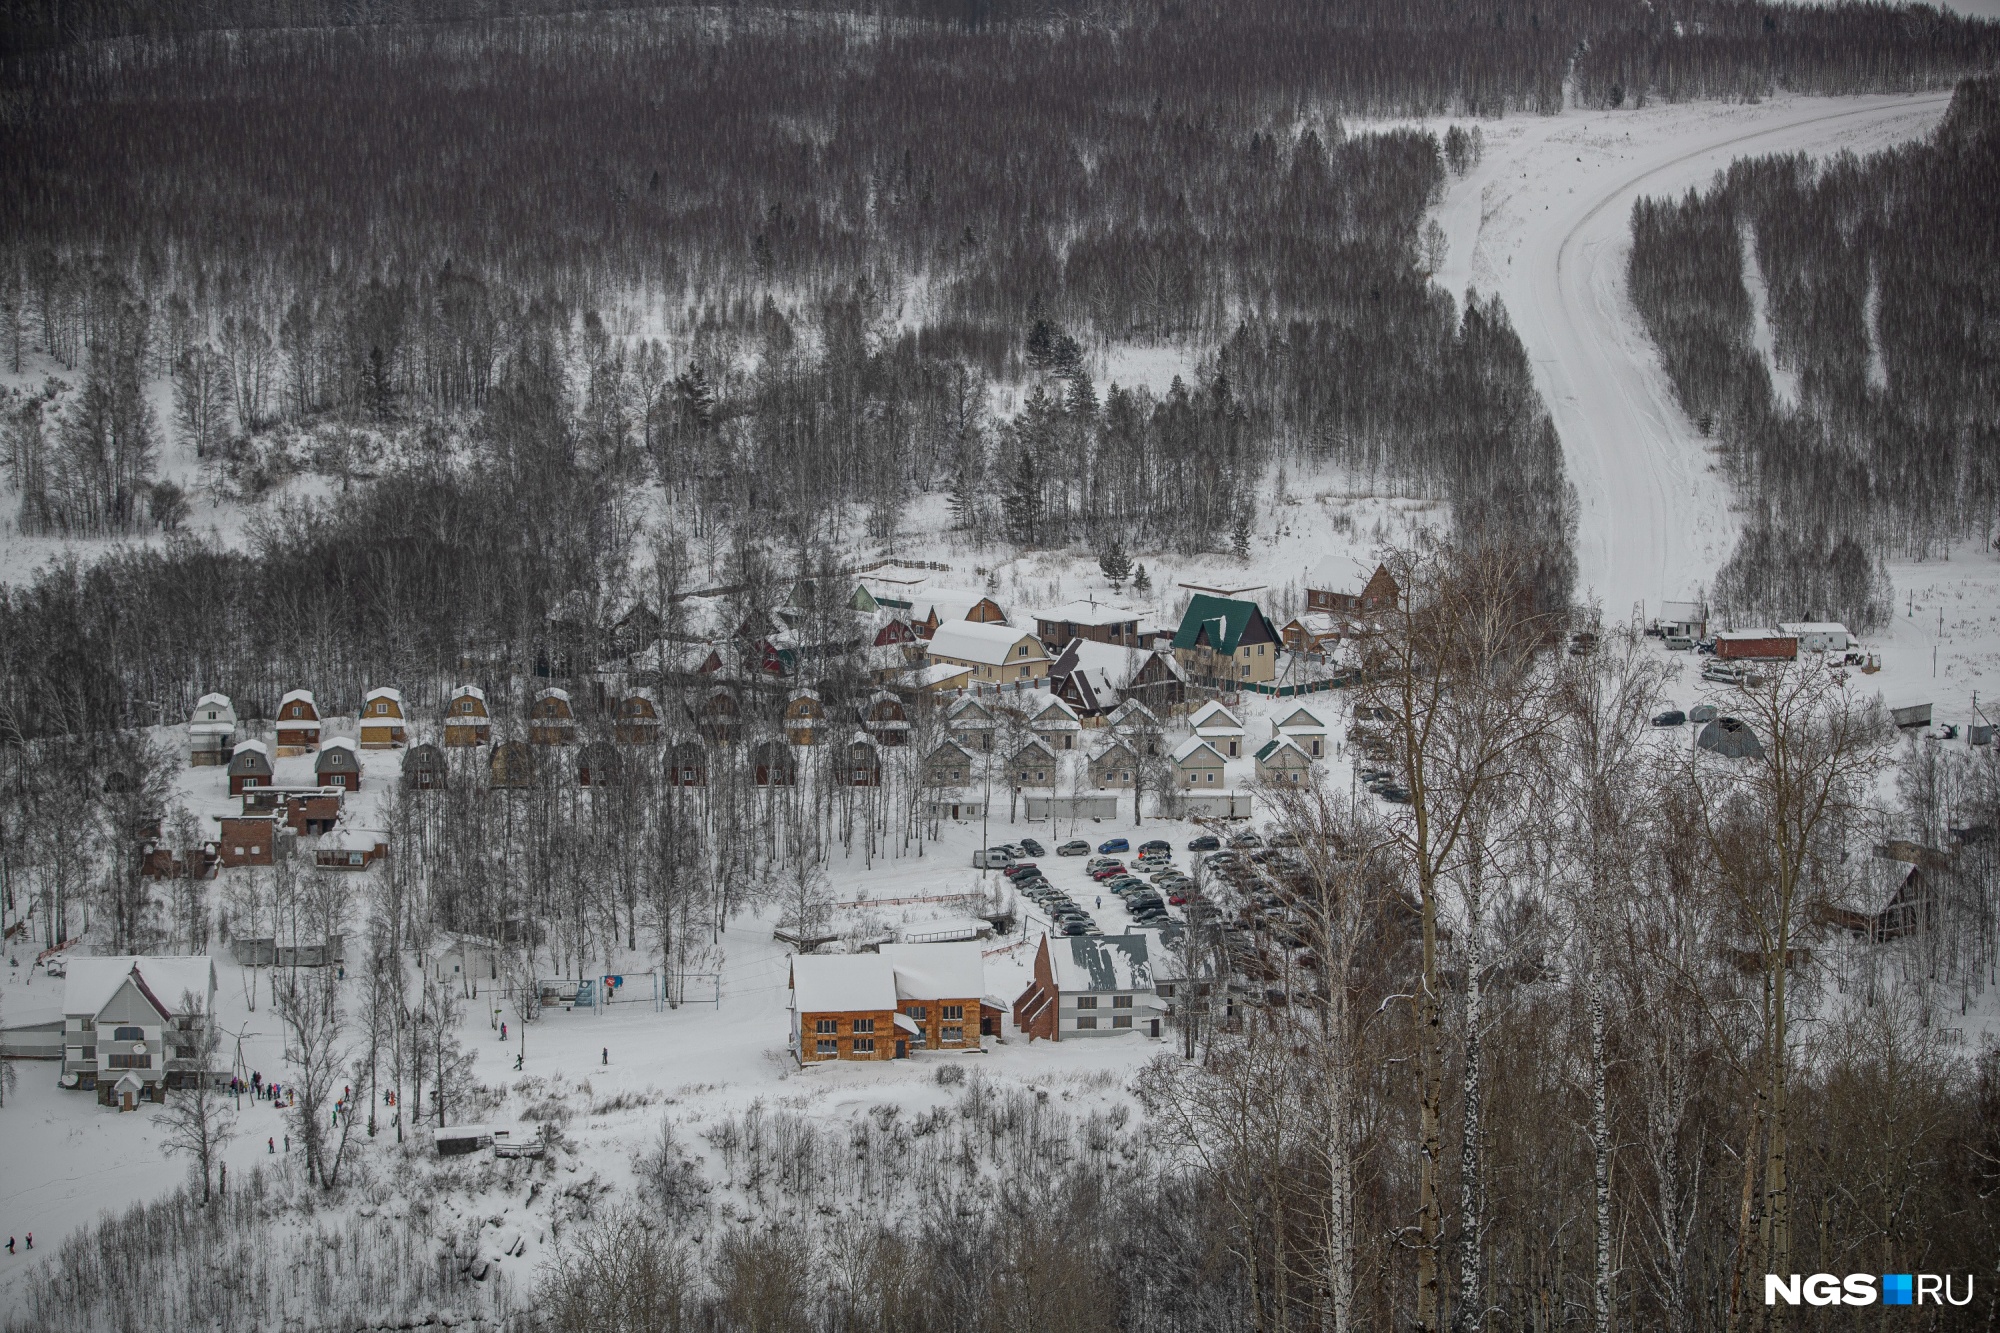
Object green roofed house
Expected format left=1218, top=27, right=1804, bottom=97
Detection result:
left=1171, top=594, right=1281, bottom=685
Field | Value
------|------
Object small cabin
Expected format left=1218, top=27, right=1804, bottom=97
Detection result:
left=315, top=738, right=363, bottom=792
left=188, top=693, right=237, bottom=766
left=443, top=686, right=491, bottom=747
left=945, top=696, right=996, bottom=753
left=227, top=740, right=273, bottom=796
left=1089, top=740, right=1138, bottom=790
left=923, top=740, right=977, bottom=788
left=1028, top=695, right=1083, bottom=751
left=1170, top=737, right=1227, bottom=787
left=528, top=688, right=577, bottom=745
left=315, top=828, right=387, bottom=871
left=402, top=743, right=449, bottom=791
left=1007, top=739, right=1058, bottom=789
left=1274, top=704, right=1330, bottom=760
left=358, top=687, right=408, bottom=749
left=752, top=738, right=797, bottom=788
left=698, top=688, right=738, bottom=743
left=861, top=691, right=910, bottom=746
left=1255, top=737, right=1314, bottom=784
left=784, top=690, right=825, bottom=746
left=577, top=741, right=622, bottom=788
left=216, top=814, right=275, bottom=867
left=490, top=740, right=534, bottom=790
left=846, top=735, right=882, bottom=788
left=614, top=690, right=663, bottom=744
left=274, top=690, right=321, bottom=755
left=666, top=739, right=707, bottom=788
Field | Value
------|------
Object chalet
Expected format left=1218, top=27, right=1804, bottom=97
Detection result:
left=1172, top=595, right=1282, bottom=685
left=926, top=620, right=1050, bottom=685
left=613, top=598, right=664, bottom=655
left=1089, top=739, right=1138, bottom=789
left=528, top=688, right=577, bottom=744
left=784, top=689, right=826, bottom=746
left=614, top=689, right=664, bottom=743
left=187, top=694, right=237, bottom=766
left=61, top=956, right=217, bottom=1105
left=845, top=734, right=882, bottom=788
left=666, top=739, right=707, bottom=788
left=274, top=690, right=322, bottom=754
left=1255, top=737, right=1314, bottom=784
left=402, top=743, right=448, bottom=791
left=490, top=740, right=534, bottom=789
left=861, top=691, right=910, bottom=746
left=443, top=686, right=491, bottom=747
left=751, top=738, right=797, bottom=787
left=945, top=695, right=997, bottom=752
left=283, top=789, right=344, bottom=835
left=1306, top=557, right=1399, bottom=616
left=358, top=687, right=408, bottom=748
left=911, top=589, right=1008, bottom=638
left=577, top=741, right=622, bottom=788
left=1012, top=933, right=1162, bottom=1041
left=923, top=740, right=978, bottom=787
left=1170, top=737, right=1228, bottom=787
left=789, top=954, right=914, bottom=1062
left=870, top=616, right=922, bottom=650
left=1032, top=598, right=1145, bottom=649
left=1107, top=698, right=1159, bottom=734
left=1050, top=638, right=1185, bottom=716
left=227, top=740, right=273, bottom=796
left=1007, top=738, right=1059, bottom=789
left=1274, top=704, right=1331, bottom=759
left=216, top=814, right=275, bottom=867
left=315, top=737, right=362, bottom=791
left=1778, top=622, right=1852, bottom=654
left=880, top=941, right=1007, bottom=1048
left=316, top=827, right=388, bottom=870
left=697, top=687, right=739, bottom=743
left=1028, top=693, right=1084, bottom=750
left=1189, top=701, right=1246, bottom=758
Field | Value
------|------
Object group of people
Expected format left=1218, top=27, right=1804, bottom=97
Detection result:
left=247, top=1070, right=291, bottom=1107
left=5, top=1234, right=29, bottom=1255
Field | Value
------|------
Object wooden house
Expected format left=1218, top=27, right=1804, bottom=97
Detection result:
left=912, top=590, right=1009, bottom=639
left=443, top=685, right=491, bottom=747
left=1171, top=594, right=1281, bottom=685
left=1280, top=612, right=1346, bottom=656
left=358, top=687, right=408, bottom=748
left=490, top=740, right=534, bottom=790
left=784, top=689, right=826, bottom=746
left=528, top=688, right=577, bottom=745
left=752, top=738, right=797, bottom=787
left=1306, top=558, right=1399, bottom=616
left=216, top=814, right=275, bottom=868
left=1007, top=738, right=1058, bottom=789
left=845, top=734, right=882, bottom=787
left=923, top=740, right=978, bottom=787
left=61, top=956, right=217, bottom=1104
left=402, top=743, right=449, bottom=791
left=614, top=690, right=663, bottom=744
left=1274, top=704, right=1331, bottom=759
left=789, top=954, right=911, bottom=1063
left=926, top=620, right=1049, bottom=685
left=945, top=696, right=996, bottom=753
left=698, top=687, right=739, bottom=743
left=227, top=740, right=273, bottom=796
left=315, top=738, right=362, bottom=791
left=187, top=693, right=237, bottom=766
left=283, top=790, right=343, bottom=836
left=273, top=690, right=322, bottom=755
left=861, top=691, right=910, bottom=746
left=1012, top=933, right=1161, bottom=1042
left=1255, top=737, right=1314, bottom=785
left=1050, top=639, right=1184, bottom=717
left=666, top=739, right=707, bottom=788
left=1032, top=598, right=1145, bottom=649
left=1170, top=737, right=1228, bottom=787
left=1027, top=694, right=1084, bottom=751
left=315, top=827, right=387, bottom=870
left=1107, top=697, right=1159, bottom=735
left=577, top=740, right=622, bottom=788
left=881, top=941, right=1004, bottom=1048
left=1089, top=740, right=1138, bottom=790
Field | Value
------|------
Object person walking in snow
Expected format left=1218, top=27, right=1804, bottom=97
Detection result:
left=500, top=1022, right=506, bottom=1042
left=268, top=1137, right=275, bottom=1154
left=25, top=1234, right=31, bottom=1250
left=601, top=1046, right=608, bottom=1066
left=6, top=1237, right=14, bottom=1255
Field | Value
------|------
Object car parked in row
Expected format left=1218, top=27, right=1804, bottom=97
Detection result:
left=1058, top=839, right=1091, bottom=856
left=1018, top=838, right=1046, bottom=858
left=1188, top=834, right=1221, bottom=852
left=1097, top=837, right=1130, bottom=854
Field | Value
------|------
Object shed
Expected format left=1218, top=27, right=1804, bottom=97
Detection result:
left=434, top=1125, right=496, bottom=1157
left=1697, top=716, right=1764, bottom=760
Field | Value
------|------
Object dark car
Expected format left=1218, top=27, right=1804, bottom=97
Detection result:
left=1139, top=839, right=1172, bottom=854
left=1188, top=834, right=1221, bottom=852
left=1378, top=785, right=1411, bottom=803
left=1270, top=830, right=1302, bottom=848
left=1019, top=838, right=1046, bottom=858
left=1058, top=920, right=1093, bottom=936
left=1652, top=709, right=1686, bottom=728
left=1098, top=837, right=1130, bottom=854
left=1057, top=839, right=1091, bottom=856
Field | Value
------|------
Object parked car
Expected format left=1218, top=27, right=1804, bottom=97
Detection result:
left=1019, top=838, right=1046, bottom=857
left=1139, top=839, right=1172, bottom=854
left=1270, top=830, right=1302, bottom=848
left=998, top=844, right=1026, bottom=859
left=1167, top=892, right=1189, bottom=906
left=1378, top=785, right=1411, bottom=803
left=1228, top=831, right=1263, bottom=849
left=1689, top=703, right=1719, bottom=723
left=1086, top=856, right=1121, bottom=872
left=1058, top=919, right=1093, bottom=936
left=1701, top=662, right=1747, bottom=685
left=1188, top=834, right=1221, bottom=852
left=1652, top=709, right=1686, bottom=728
left=1058, top=839, right=1091, bottom=856
left=1092, top=865, right=1129, bottom=882
left=1003, top=863, right=1041, bottom=879
left=1098, top=837, right=1130, bottom=854
left=973, top=848, right=1014, bottom=869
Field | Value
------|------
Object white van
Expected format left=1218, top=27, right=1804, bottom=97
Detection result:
left=973, top=848, right=1015, bottom=869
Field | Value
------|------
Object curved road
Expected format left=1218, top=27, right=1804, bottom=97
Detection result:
left=1436, top=93, right=1952, bottom=618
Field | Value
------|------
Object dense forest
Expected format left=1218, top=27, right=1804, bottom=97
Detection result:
left=1628, top=73, right=2000, bottom=631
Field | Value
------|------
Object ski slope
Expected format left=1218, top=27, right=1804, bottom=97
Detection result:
left=1428, top=93, right=1953, bottom=619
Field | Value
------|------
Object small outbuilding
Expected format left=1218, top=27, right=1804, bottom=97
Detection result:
left=1697, top=716, right=1764, bottom=760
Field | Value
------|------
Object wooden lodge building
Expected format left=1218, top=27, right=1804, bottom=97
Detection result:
left=315, top=738, right=363, bottom=791
left=790, top=943, right=1005, bottom=1063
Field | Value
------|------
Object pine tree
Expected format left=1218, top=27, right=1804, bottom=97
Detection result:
left=1231, top=507, right=1252, bottom=559
left=1098, top=539, right=1132, bottom=591
left=1132, top=563, right=1152, bottom=594
left=1002, top=449, right=1039, bottom=545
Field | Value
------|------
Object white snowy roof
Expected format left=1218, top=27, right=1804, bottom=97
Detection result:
left=1658, top=601, right=1705, bottom=623
left=535, top=687, right=572, bottom=703
left=1306, top=553, right=1370, bottom=594
left=232, top=738, right=269, bottom=757
left=192, top=693, right=234, bottom=715
left=790, top=954, right=898, bottom=1014
left=1108, top=699, right=1158, bottom=727
left=1030, top=598, right=1146, bottom=626
left=1010, top=737, right=1058, bottom=763
left=1090, top=737, right=1136, bottom=762
left=913, top=662, right=974, bottom=688
left=1062, top=638, right=1157, bottom=690
left=321, top=736, right=359, bottom=755
left=1276, top=704, right=1331, bottom=733
left=946, top=695, right=993, bottom=724
left=324, top=826, right=386, bottom=852
left=1715, top=628, right=1789, bottom=641
left=1029, top=694, right=1082, bottom=728
left=451, top=684, right=487, bottom=702
left=364, top=687, right=405, bottom=707
left=279, top=689, right=317, bottom=711
left=928, top=619, right=1038, bottom=667
left=1171, top=737, right=1226, bottom=766
left=1778, top=622, right=1850, bottom=636
left=1047, top=933, right=1155, bottom=994
left=882, top=942, right=987, bottom=1001
left=914, top=587, right=1000, bottom=622
left=1188, top=701, right=1244, bottom=733
left=64, top=956, right=215, bottom=1019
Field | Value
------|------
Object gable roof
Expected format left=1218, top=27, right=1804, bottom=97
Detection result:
left=790, top=954, right=898, bottom=1013
left=946, top=696, right=995, bottom=725
left=1256, top=737, right=1312, bottom=765
left=1030, top=598, right=1146, bottom=627
left=1009, top=737, right=1058, bottom=764
left=881, top=942, right=986, bottom=1000
left=1171, top=594, right=1277, bottom=655
left=1048, top=933, right=1154, bottom=993
left=64, top=956, right=215, bottom=1019
left=1276, top=704, right=1330, bottom=733
left=364, top=687, right=405, bottom=708
left=1170, top=737, right=1227, bottom=766
left=1029, top=694, right=1082, bottom=728
left=1188, top=701, right=1243, bottom=732
left=1107, top=698, right=1158, bottom=728
left=1090, top=737, right=1137, bottom=764
left=278, top=689, right=318, bottom=714
left=317, top=738, right=361, bottom=772
left=928, top=619, right=1039, bottom=667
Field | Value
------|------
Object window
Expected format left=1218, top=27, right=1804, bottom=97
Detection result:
left=1019, top=666, right=1031, bottom=679
left=1075, top=1016, right=1098, bottom=1030
left=78, top=1018, right=95, bottom=1032
left=853, top=1018, right=876, bottom=1034
left=174, top=1046, right=197, bottom=1061
left=942, top=1025, right=964, bottom=1043
left=1017, top=644, right=1028, bottom=657
left=1157, top=983, right=1178, bottom=999
left=114, top=1026, right=145, bottom=1042
left=106, top=1053, right=152, bottom=1069
left=941, top=1005, right=964, bottom=1021
left=243, top=778, right=258, bottom=788
left=817, top=1039, right=838, bottom=1055
left=233, top=847, right=245, bottom=857
left=1112, top=1016, right=1132, bottom=1029
left=1112, top=995, right=1133, bottom=1009
left=1075, top=996, right=1098, bottom=1010
left=906, top=1006, right=927, bottom=1021
left=815, top=1018, right=838, bottom=1035
left=852, top=1038, right=876, bottom=1053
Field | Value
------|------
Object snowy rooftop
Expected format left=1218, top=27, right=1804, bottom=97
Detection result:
left=928, top=619, right=1035, bottom=666
left=790, top=954, right=898, bottom=1014
left=1048, top=933, right=1154, bottom=994
left=1030, top=598, right=1147, bottom=626
left=882, top=941, right=987, bottom=1000
left=64, top=956, right=215, bottom=1019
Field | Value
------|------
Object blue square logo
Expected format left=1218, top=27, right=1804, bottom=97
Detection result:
left=1882, top=1274, right=1913, bottom=1306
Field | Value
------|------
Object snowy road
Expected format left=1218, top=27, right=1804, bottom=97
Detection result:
left=1428, top=93, right=1952, bottom=619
